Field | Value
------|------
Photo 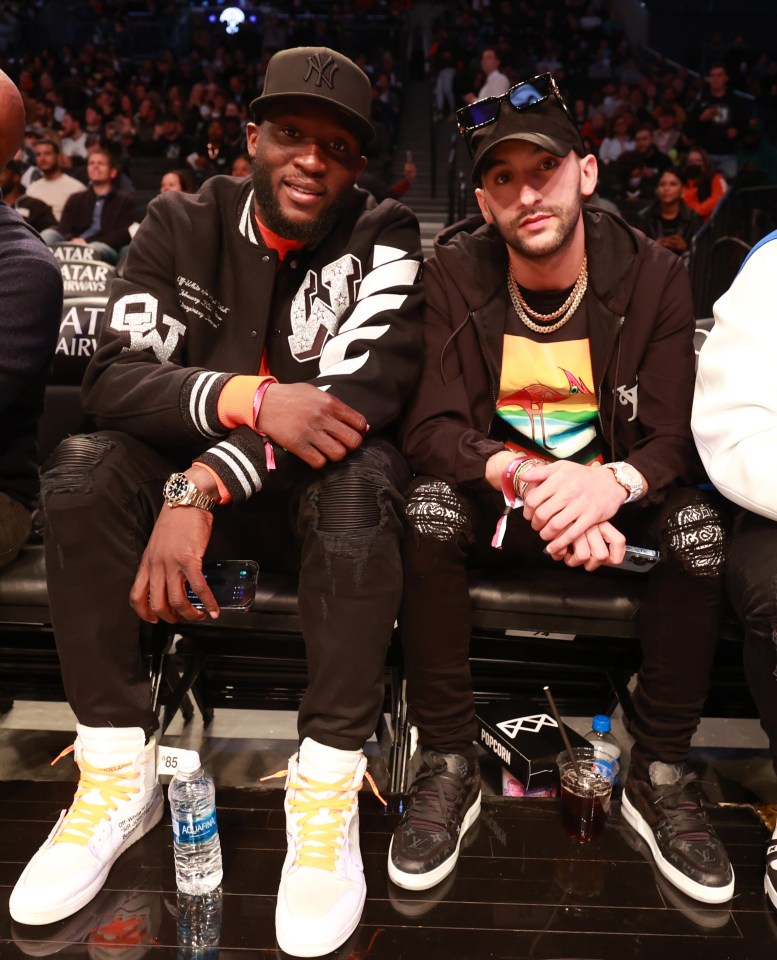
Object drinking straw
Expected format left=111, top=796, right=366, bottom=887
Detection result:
left=543, top=685, right=581, bottom=778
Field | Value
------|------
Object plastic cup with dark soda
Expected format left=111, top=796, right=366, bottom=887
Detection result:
left=556, top=746, right=616, bottom=843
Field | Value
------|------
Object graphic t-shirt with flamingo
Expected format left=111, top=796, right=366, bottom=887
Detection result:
left=492, top=287, right=603, bottom=466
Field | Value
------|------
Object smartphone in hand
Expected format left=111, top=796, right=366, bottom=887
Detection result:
left=186, top=560, right=259, bottom=610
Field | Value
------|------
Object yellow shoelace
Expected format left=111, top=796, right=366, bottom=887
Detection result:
left=262, top=766, right=386, bottom=872
left=50, top=744, right=141, bottom=847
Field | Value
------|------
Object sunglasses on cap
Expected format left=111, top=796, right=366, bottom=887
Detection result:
left=456, top=73, right=573, bottom=136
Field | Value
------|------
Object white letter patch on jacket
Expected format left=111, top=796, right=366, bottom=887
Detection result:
left=288, top=254, right=362, bottom=362
left=110, top=293, right=186, bottom=362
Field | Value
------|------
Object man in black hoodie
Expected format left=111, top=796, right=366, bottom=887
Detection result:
left=389, top=72, right=734, bottom=908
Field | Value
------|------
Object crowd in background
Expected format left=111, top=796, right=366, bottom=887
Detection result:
left=428, top=0, right=777, bottom=241
left=0, top=0, right=776, bottom=260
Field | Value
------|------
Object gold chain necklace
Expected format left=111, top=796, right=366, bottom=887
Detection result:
left=507, top=252, right=588, bottom=334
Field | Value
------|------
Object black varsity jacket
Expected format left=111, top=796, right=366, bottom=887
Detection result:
left=82, top=175, right=424, bottom=501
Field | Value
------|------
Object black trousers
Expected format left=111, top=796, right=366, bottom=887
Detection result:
left=726, top=508, right=777, bottom=777
left=41, top=431, right=409, bottom=751
left=399, top=478, right=726, bottom=779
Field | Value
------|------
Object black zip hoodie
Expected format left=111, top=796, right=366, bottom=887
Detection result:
left=400, top=205, right=705, bottom=503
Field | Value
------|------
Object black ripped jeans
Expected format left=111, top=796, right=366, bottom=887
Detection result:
left=42, top=431, right=409, bottom=750
left=399, top=477, right=726, bottom=779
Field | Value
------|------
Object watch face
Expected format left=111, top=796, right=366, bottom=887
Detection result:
left=164, top=474, right=189, bottom=504
left=621, top=464, right=642, bottom=490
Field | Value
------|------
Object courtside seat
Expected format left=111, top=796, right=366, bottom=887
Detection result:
left=0, top=314, right=752, bottom=786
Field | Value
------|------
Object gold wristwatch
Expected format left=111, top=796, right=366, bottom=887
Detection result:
left=162, top=472, right=218, bottom=511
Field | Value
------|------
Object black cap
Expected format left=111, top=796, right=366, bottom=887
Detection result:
left=468, top=95, right=586, bottom=182
left=250, top=46, right=374, bottom=145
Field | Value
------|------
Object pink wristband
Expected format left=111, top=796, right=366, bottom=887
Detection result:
left=252, top=378, right=278, bottom=471
left=492, top=457, right=530, bottom=550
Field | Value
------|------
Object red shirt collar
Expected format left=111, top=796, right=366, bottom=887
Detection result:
left=254, top=214, right=305, bottom=262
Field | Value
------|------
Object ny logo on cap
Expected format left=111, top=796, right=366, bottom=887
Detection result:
left=304, top=53, right=338, bottom=89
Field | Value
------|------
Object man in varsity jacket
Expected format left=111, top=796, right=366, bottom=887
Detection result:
left=10, top=47, right=423, bottom=959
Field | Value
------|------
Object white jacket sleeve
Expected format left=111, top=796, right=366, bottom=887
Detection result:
left=692, top=234, right=777, bottom=520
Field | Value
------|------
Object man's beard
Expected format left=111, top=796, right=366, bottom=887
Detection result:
left=500, top=199, right=582, bottom=262
left=251, top=159, right=352, bottom=246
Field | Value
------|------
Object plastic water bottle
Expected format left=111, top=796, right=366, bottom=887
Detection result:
left=177, top=887, right=223, bottom=959
left=169, top=750, right=223, bottom=895
left=584, top=714, right=622, bottom=784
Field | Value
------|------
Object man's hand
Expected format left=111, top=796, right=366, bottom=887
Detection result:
left=545, top=520, right=627, bottom=571
left=520, top=460, right=629, bottom=555
left=257, top=382, right=368, bottom=468
left=657, top=234, right=687, bottom=253
left=130, top=498, right=217, bottom=624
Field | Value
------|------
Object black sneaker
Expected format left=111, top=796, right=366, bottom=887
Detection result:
left=766, top=829, right=777, bottom=909
left=388, top=748, right=481, bottom=891
left=621, top=761, right=734, bottom=904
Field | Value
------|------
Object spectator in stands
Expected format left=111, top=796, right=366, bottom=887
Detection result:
left=639, top=167, right=703, bottom=259
left=159, top=168, right=196, bottom=194
left=230, top=153, right=251, bottom=178
left=390, top=72, right=733, bottom=909
left=463, top=47, right=511, bottom=106
left=692, top=231, right=777, bottom=913
left=373, top=72, right=400, bottom=145
left=735, top=117, right=777, bottom=188
left=686, top=62, right=746, bottom=180
left=150, top=111, right=193, bottom=168
left=133, top=96, right=161, bottom=154
left=431, top=39, right=458, bottom=120
left=59, top=110, right=89, bottom=164
left=9, top=46, right=423, bottom=960
left=580, top=109, right=608, bottom=151
left=632, top=123, right=671, bottom=178
left=41, top=147, right=137, bottom=267
left=0, top=70, right=62, bottom=568
left=597, top=112, right=634, bottom=164
left=83, top=104, right=105, bottom=140
left=653, top=105, right=682, bottom=161
left=221, top=110, right=246, bottom=159
left=682, top=146, right=728, bottom=222
left=613, top=123, right=672, bottom=202
left=0, top=159, right=57, bottom=234
left=188, top=117, right=235, bottom=181
left=24, top=139, right=86, bottom=220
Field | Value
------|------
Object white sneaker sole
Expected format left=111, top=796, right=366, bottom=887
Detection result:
left=621, top=788, right=734, bottom=904
left=387, top=790, right=481, bottom=891
left=10, top=785, right=164, bottom=926
left=275, top=883, right=366, bottom=958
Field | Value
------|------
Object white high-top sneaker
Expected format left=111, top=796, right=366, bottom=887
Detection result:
left=9, top=725, right=163, bottom=926
left=275, top=738, right=368, bottom=958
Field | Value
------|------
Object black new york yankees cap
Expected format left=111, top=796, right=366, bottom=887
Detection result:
left=250, top=46, right=374, bottom=144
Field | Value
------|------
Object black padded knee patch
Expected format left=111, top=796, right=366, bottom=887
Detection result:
left=40, top=434, right=116, bottom=498
left=405, top=480, right=471, bottom=542
left=664, top=497, right=727, bottom=577
left=315, top=474, right=382, bottom=534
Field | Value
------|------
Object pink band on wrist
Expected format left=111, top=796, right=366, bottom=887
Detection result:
left=252, top=378, right=278, bottom=471
left=492, top=457, right=530, bottom=550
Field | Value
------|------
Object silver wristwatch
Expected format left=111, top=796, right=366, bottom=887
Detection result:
left=162, top=472, right=218, bottom=511
left=602, top=461, right=644, bottom=504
